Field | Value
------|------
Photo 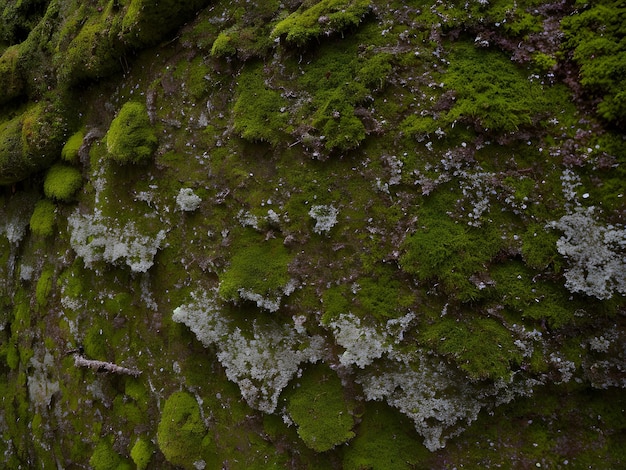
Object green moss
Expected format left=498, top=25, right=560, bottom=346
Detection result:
left=35, top=265, right=55, bottom=309
left=0, top=45, right=24, bottom=104
left=233, top=62, right=288, bottom=145
left=321, top=284, right=352, bottom=324
left=420, top=316, right=523, bottom=381
left=61, top=129, right=84, bottom=163
left=0, top=100, right=68, bottom=185
left=342, top=402, right=427, bottom=469
left=43, top=163, right=83, bottom=202
left=83, top=318, right=115, bottom=361
left=89, top=437, right=132, bottom=470
left=157, top=391, right=210, bottom=469
left=106, top=101, right=157, bottom=164
left=29, top=198, right=56, bottom=237
left=130, top=436, right=153, bottom=470
left=561, top=1, right=626, bottom=124
left=58, top=18, right=124, bottom=85
left=400, top=188, right=503, bottom=301
left=121, top=0, right=211, bottom=48
left=270, top=0, right=371, bottom=47
left=356, top=272, right=415, bottom=320
left=211, top=30, right=237, bottom=57
left=218, top=235, right=292, bottom=308
left=286, top=364, right=355, bottom=452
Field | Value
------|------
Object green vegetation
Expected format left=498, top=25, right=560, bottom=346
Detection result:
left=233, top=63, right=288, bottom=145
left=61, top=129, right=84, bottom=164
left=29, top=199, right=56, bottom=237
left=561, top=1, right=626, bottom=124
left=35, top=265, right=55, bottom=309
left=130, top=436, right=153, bottom=470
left=420, top=316, right=523, bottom=381
left=43, top=163, right=83, bottom=202
left=286, top=365, right=355, bottom=452
left=89, top=437, right=132, bottom=470
left=342, top=403, right=427, bottom=469
left=105, top=101, right=157, bottom=164
left=157, top=391, right=210, bottom=469
left=270, top=0, right=371, bottom=47
left=0, top=0, right=624, bottom=467
left=400, top=188, right=503, bottom=301
left=218, top=236, right=292, bottom=308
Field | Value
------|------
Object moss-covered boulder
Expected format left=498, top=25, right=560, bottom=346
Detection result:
left=105, top=101, right=157, bottom=164
left=0, top=100, right=68, bottom=186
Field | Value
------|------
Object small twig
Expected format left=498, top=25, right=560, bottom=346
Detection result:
left=73, top=355, right=141, bottom=378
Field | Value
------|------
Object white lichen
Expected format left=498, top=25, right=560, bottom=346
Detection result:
left=176, top=188, right=202, bottom=212
left=68, top=209, right=168, bottom=273
left=173, top=290, right=324, bottom=413
left=309, top=204, right=339, bottom=234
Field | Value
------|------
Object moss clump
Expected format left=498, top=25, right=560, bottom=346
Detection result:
left=29, top=199, right=56, bottom=237
left=130, top=437, right=153, bottom=470
left=59, top=19, right=124, bottom=85
left=211, top=30, right=237, bottom=57
left=89, top=437, right=132, bottom=470
left=403, top=41, right=559, bottom=136
left=420, top=316, right=523, bottom=381
left=61, top=129, right=84, bottom=164
left=43, top=164, right=83, bottom=202
left=106, top=101, right=157, bottom=164
left=287, top=365, right=355, bottom=452
left=356, top=273, right=415, bottom=320
left=218, top=237, right=292, bottom=309
left=0, top=101, right=67, bottom=185
left=35, top=265, right=54, bottom=309
left=157, top=391, right=210, bottom=469
left=270, top=0, right=371, bottom=47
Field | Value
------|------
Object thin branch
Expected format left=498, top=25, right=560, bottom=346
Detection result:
left=73, top=354, right=141, bottom=378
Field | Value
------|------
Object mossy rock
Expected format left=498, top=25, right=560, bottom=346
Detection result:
left=232, top=62, right=288, bottom=145
left=58, top=18, right=125, bottom=85
left=286, top=364, right=355, bottom=452
left=43, top=163, right=83, bottom=202
left=105, top=101, right=158, bottom=164
left=35, top=265, right=55, bottom=309
left=0, top=45, right=24, bottom=105
left=400, top=190, right=503, bottom=301
left=270, top=0, right=372, bottom=47
left=121, top=0, right=212, bottom=48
